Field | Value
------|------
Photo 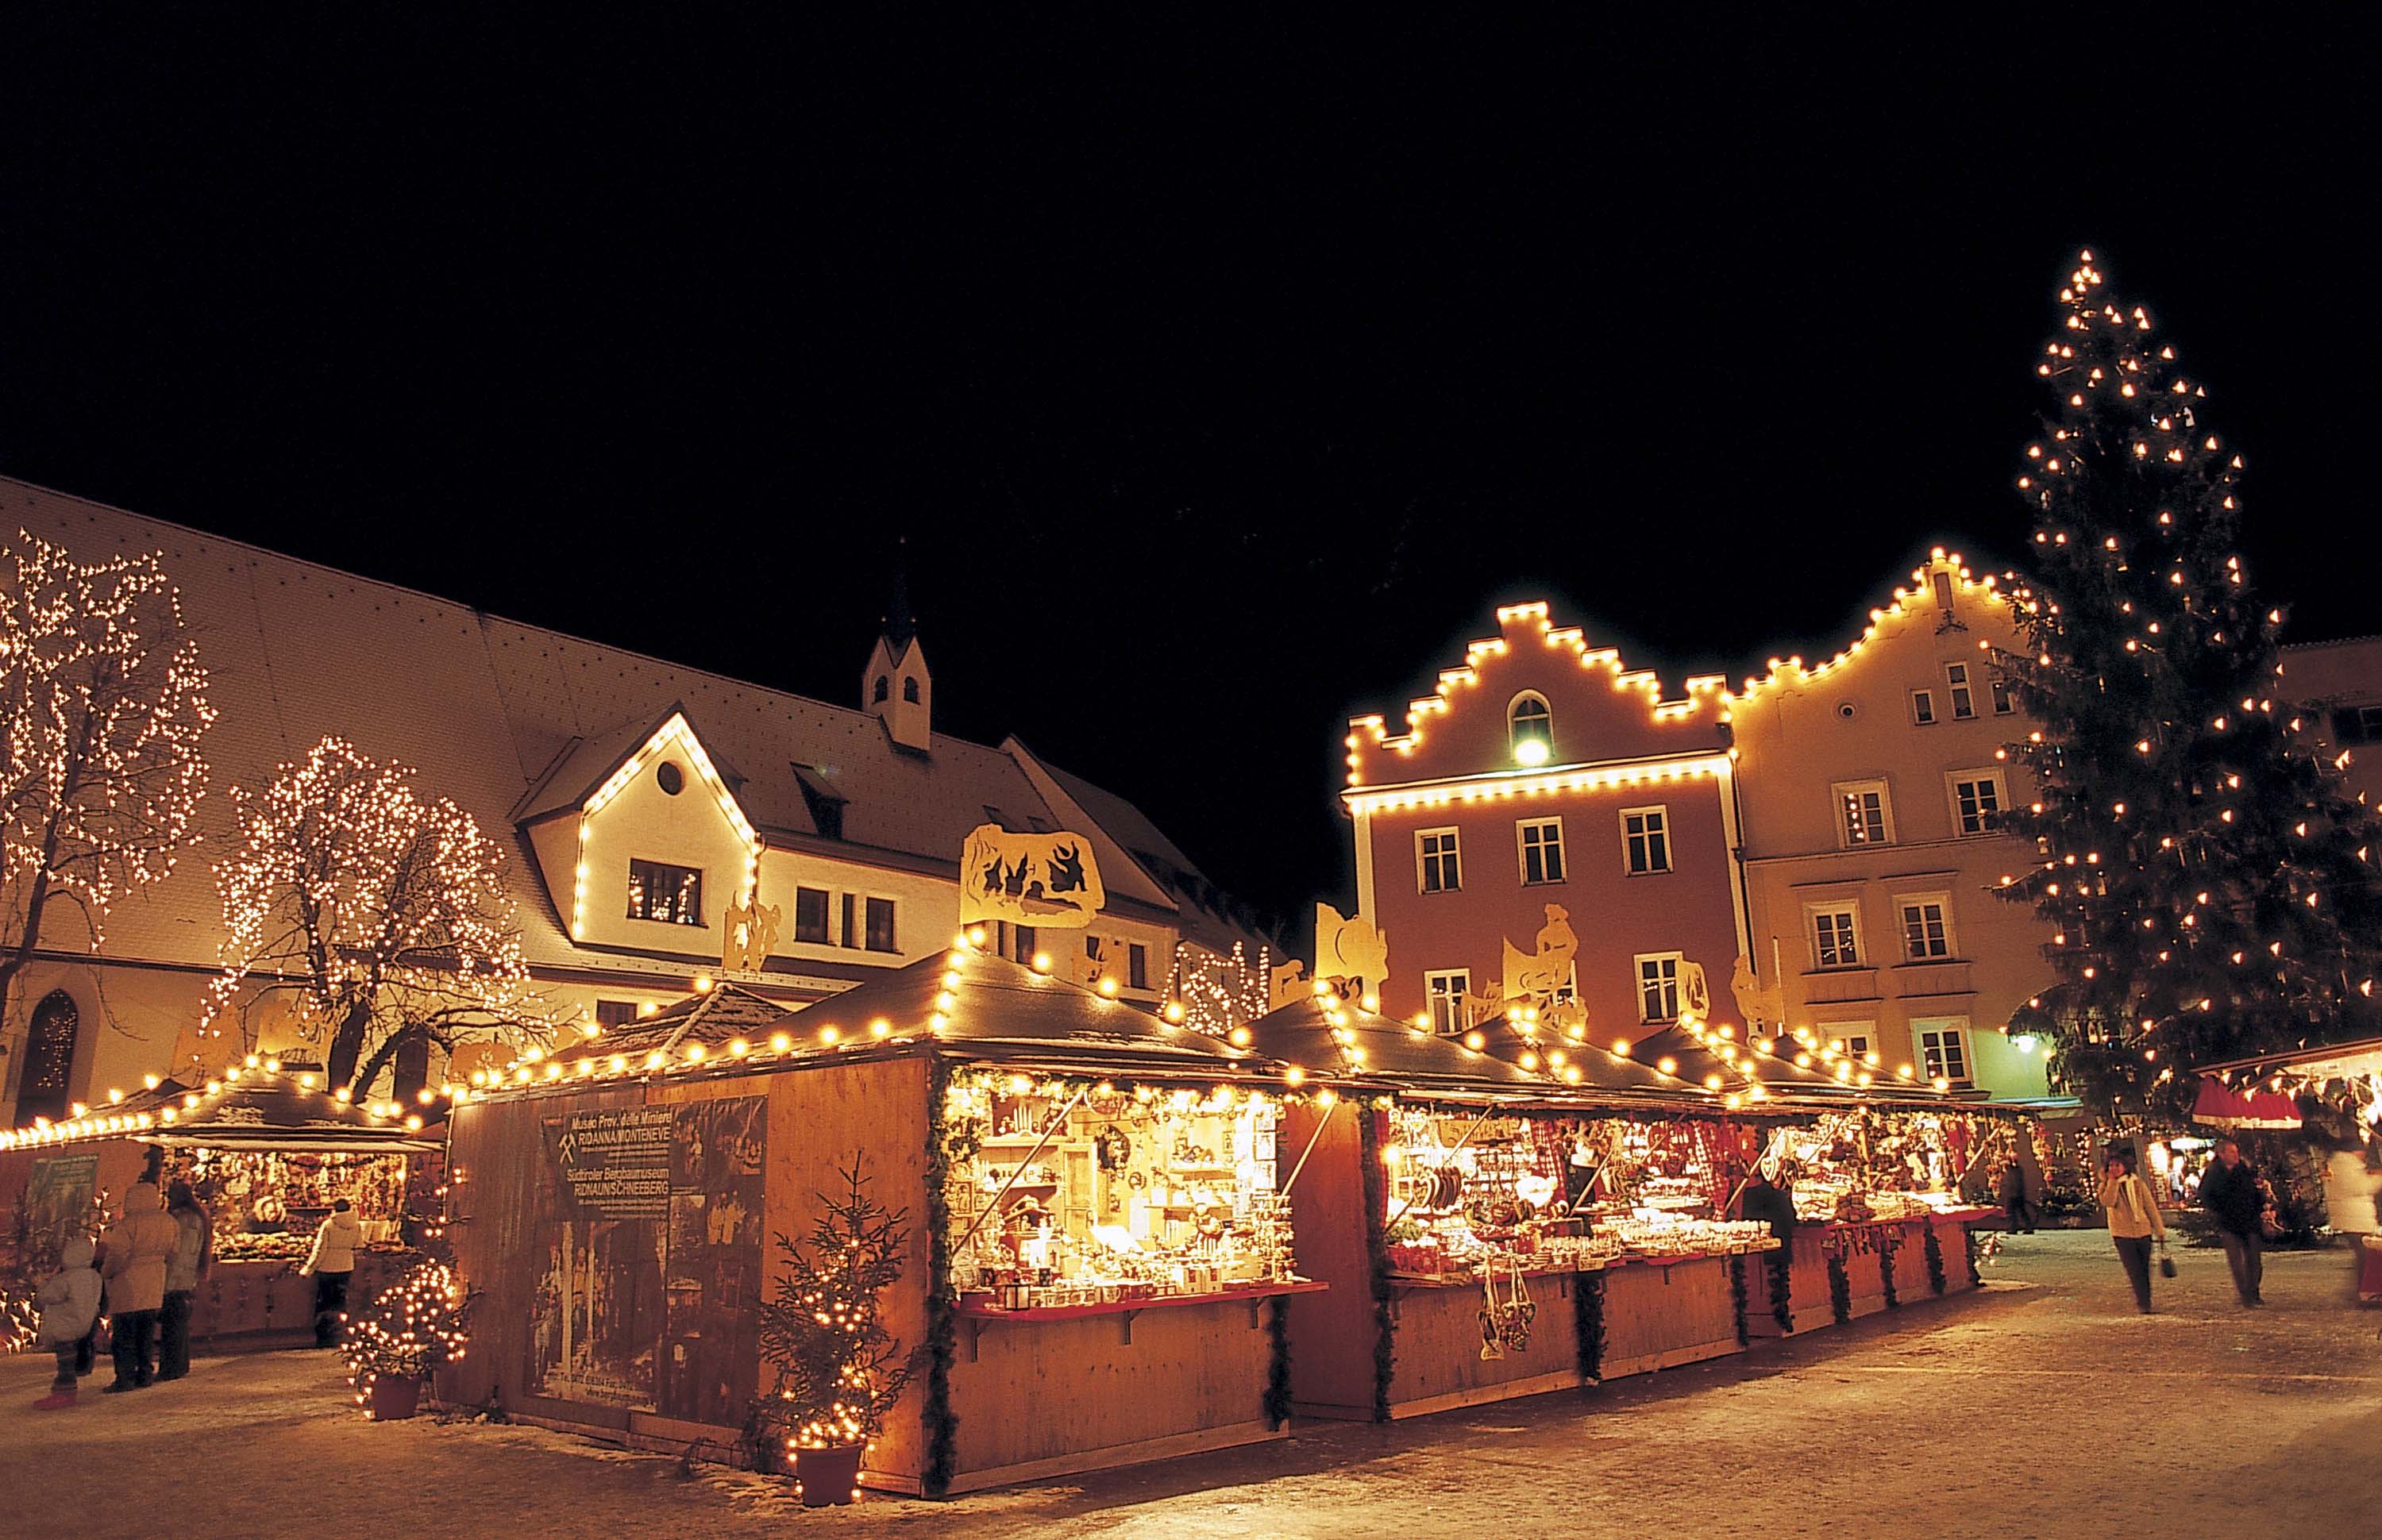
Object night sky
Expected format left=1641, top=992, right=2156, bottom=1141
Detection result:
left=4, top=13, right=2373, bottom=927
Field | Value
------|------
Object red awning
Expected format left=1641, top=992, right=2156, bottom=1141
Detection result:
left=2190, top=1077, right=2302, bottom=1130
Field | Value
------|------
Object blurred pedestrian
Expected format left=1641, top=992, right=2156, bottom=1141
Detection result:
left=2197, top=1138, right=2264, bottom=1307
left=2320, top=1144, right=2382, bottom=1302
left=1998, top=1153, right=2039, bottom=1234
left=30, top=1235, right=102, bottom=1411
left=100, top=1180, right=180, bottom=1391
left=2098, top=1148, right=2167, bottom=1312
left=159, top=1179, right=214, bottom=1379
left=299, top=1198, right=364, bottom=1349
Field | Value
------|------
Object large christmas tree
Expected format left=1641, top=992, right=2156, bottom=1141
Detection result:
left=1995, top=250, right=2382, bottom=1118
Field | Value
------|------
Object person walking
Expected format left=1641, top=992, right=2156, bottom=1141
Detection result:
left=30, top=1235, right=103, bottom=1411
left=158, top=1180, right=214, bottom=1380
left=1998, top=1153, right=2039, bottom=1234
left=2319, top=1144, right=2382, bottom=1302
left=100, top=1180, right=181, bottom=1392
left=2098, top=1148, right=2167, bottom=1312
left=299, top=1198, right=364, bottom=1349
left=2198, top=1138, right=2264, bottom=1307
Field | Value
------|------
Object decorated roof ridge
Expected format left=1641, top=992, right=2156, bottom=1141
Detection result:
left=577, top=980, right=797, bottom=1058
left=1450, top=1009, right=1717, bottom=1100
left=1344, top=601, right=1729, bottom=772
left=1225, top=984, right=1551, bottom=1095
left=1721, top=549, right=2015, bottom=710
left=0, top=1054, right=426, bottom=1152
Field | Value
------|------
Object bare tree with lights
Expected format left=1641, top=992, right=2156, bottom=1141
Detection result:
left=2, top=530, right=214, bottom=1031
left=1994, top=251, right=2382, bottom=1118
left=202, top=734, right=550, bottom=1093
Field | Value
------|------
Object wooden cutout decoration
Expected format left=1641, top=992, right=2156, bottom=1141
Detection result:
left=1680, top=959, right=1713, bottom=1018
left=721, top=895, right=780, bottom=971
left=1500, top=903, right=1578, bottom=1004
left=1314, top=903, right=1389, bottom=989
left=959, top=824, right=1106, bottom=928
left=1268, top=958, right=1310, bottom=1009
left=1730, top=954, right=1785, bottom=1031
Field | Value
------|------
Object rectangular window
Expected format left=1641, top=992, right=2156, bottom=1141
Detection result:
left=626, top=859, right=703, bottom=926
left=1833, top=1031, right=1875, bottom=1061
left=793, top=886, right=831, bottom=944
left=1918, top=1024, right=1972, bottom=1084
left=1835, top=780, right=1892, bottom=847
left=1945, top=662, right=1975, bottom=720
left=840, top=891, right=858, bottom=949
left=1518, top=818, right=1567, bottom=884
left=595, top=999, right=640, bottom=1031
left=1128, top=942, right=1149, bottom=991
left=1011, top=922, right=1037, bottom=963
left=1621, top=806, right=1671, bottom=875
left=1424, top=970, right=1470, bottom=1034
left=1634, top=953, right=1683, bottom=1023
left=2333, top=705, right=2382, bottom=744
left=1416, top=828, right=1462, bottom=893
left=1810, top=904, right=1862, bottom=968
left=1951, top=772, right=2005, bottom=837
left=1910, top=689, right=1937, bottom=726
left=1990, top=676, right=2014, bottom=715
left=1900, top=897, right=1952, bottom=961
left=864, top=896, right=897, bottom=953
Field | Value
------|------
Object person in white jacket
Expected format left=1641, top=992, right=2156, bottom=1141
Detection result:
left=299, top=1199, right=364, bottom=1349
left=2322, top=1147, right=2382, bottom=1299
left=32, top=1236, right=102, bottom=1411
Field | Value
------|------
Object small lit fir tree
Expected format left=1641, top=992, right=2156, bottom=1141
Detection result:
left=1994, top=250, right=2382, bottom=1118
left=756, top=1153, right=915, bottom=1456
left=344, top=1259, right=473, bottom=1415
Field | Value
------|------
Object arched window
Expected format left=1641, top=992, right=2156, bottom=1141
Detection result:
left=13, top=991, right=79, bottom=1126
left=902, top=676, right=920, bottom=704
left=1508, top=693, right=1553, bottom=764
left=872, top=675, right=889, bottom=704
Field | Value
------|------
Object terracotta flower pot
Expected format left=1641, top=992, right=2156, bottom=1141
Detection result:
left=368, top=1376, right=422, bottom=1421
left=792, top=1443, right=865, bottom=1507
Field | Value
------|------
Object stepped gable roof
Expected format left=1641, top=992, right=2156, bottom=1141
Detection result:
left=1234, top=991, right=1548, bottom=1099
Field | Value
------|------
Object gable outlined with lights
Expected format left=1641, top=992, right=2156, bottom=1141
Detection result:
left=517, top=708, right=762, bottom=956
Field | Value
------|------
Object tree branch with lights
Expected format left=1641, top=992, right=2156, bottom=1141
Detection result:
left=201, top=734, right=555, bottom=1093
left=1993, top=251, right=2382, bottom=1118
left=2, top=529, right=214, bottom=1026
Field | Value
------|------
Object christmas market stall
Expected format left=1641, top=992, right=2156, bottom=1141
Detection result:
left=0, top=1058, right=441, bottom=1349
left=442, top=937, right=1324, bottom=1497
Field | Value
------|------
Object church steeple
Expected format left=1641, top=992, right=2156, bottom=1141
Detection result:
left=861, top=562, right=931, bottom=753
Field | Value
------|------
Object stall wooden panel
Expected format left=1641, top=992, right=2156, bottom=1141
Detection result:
left=1385, top=1271, right=1582, bottom=1417
left=1930, top=1213, right=1979, bottom=1295
left=1784, top=1229, right=1837, bottom=1332
left=1600, top=1257, right=1740, bottom=1377
left=1279, top=1101, right=1378, bottom=1419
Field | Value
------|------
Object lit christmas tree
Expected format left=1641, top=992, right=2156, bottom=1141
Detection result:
left=344, top=1259, right=472, bottom=1415
left=756, top=1153, right=914, bottom=1461
left=1995, top=250, right=2382, bottom=1118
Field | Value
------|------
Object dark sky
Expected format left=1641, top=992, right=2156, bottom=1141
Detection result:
left=4, top=13, right=2374, bottom=927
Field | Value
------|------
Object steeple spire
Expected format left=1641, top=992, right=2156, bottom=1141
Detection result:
left=881, top=541, right=915, bottom=650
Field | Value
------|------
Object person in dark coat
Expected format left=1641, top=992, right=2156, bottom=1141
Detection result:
left=1736, top=1165, right=1798, bottom=1242
left=1998, top=1155, right=2040, bottom=1234
left=2199, top=1137, right=2265, bottom=1307
left=159, top=1179, right=214, bottom=1379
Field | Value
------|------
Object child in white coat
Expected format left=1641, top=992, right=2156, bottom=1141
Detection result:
left=32, top=1236, right=102, bottom=1410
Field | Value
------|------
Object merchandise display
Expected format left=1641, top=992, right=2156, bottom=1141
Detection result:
left=1770, top=1108, right=1979, bottom=1223
left=166, top=1148, right=414, bottom=1262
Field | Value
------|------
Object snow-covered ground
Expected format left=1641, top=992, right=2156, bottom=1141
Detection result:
left=6, top=1231, right=2376, bottom=1538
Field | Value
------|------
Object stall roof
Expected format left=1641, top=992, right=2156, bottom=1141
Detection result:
left=591, top=983, right=799, bottom=1059
left=2, top=1062, right=437, bottom=1154
left=2198, top=1035, right=2382, bottom=1084
left=1232, top=992, right=1550, bottom=1099
left=1618, top=1022, right=1945, bottom=1105
left=1455, top=1014, right=1712, bottom=1102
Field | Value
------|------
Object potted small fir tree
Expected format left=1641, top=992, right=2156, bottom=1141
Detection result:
left=343, top=1259, right=472, bottom=1421
left=757, top=1153, right=915, bottom=1506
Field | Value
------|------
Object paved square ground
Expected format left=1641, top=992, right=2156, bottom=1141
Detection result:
left=6, top=1231, right=2376, bottom=1538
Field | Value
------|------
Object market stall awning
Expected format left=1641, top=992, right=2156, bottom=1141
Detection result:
left=2188, top=1076, right=2303, bottom=1130
left=1455, top=1014, right=1706, bottom=1101
left=1232, top=993, right=1549, bottom=1099
left=1617, top=1022, right=1948, bottom=1106
left=148, top=1064, right=441, bottom=1153
left=2197, top=1035, right=2382, bottom=1088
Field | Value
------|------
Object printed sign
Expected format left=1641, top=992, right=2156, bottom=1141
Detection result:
left=550, top=1107, right=675, bottom=1221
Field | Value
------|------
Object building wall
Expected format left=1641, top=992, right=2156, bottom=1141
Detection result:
left=2281, top=636, right=2382, bottom=810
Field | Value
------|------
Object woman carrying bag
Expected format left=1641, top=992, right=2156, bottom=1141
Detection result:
left=2098, top=1147, right=2168, bottom=1312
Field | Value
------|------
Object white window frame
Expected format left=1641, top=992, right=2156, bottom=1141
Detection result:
left=1517, top=816, right=1567, bottom=886
left=1915, top=1019, right=1974, bottom=1085
left=1830, top=1027, right=1875, bottom=1061
left=1896, top=891, right=1956, bottom=961
left=1833, top=780, right=1894, bottom=849
left=1945, top=662, right=1976, bottom=721
left=1910, top=688, right=1937, bottom=726
left=1806, top=901, right=1864, bottom=970
left=1948, top=768, right=2008, bottom=837
left=1416, top=826, right=1462, bottom=894
left=1424, top=969, right=1471, bottom=1034
left=1619, top=804, right=1672, bottom=876
left=1633, top=951, right=1684, bottom=1024
left=1508, top=691, right=1554, bottom=757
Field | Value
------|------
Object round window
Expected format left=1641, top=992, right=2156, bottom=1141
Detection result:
left=656, top=762, right=686, bottom=796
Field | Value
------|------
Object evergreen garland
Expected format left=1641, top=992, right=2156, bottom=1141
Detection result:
left=919, top=1057, right=961, bottom=1497
left=1765, top=1251, right=1793, bottom=1334
left=1262, top=1296, right=1293, bottom=1430
left=1923, top=1226, right=1948, bottom=1296
left=1827, top=1253, right=1851, bottom=1325
left=1880, top=1237, right=1900, bottom=1310
left=1729, top=1257, right=1751, bottom=1347
left=1573, top=1269, right=1606, bottom=1384
left=1358, top=1107, right=1397, bottom=1422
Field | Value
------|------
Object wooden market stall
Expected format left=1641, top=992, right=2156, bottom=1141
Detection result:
left=442, top=941, right=1328, bottom=1496
left=0, top=1060, right=441, bottom=1348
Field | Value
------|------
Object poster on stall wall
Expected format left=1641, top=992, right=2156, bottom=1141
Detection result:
left=530, top=1098, right=767, bottom=1421
left=19, top=1153, right=100, bottom=1271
